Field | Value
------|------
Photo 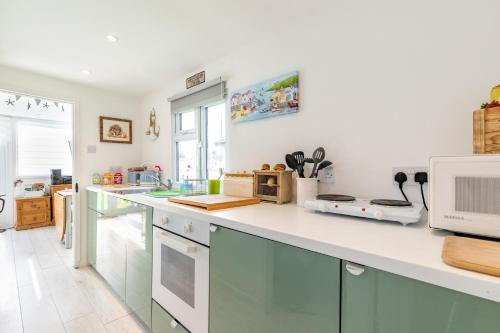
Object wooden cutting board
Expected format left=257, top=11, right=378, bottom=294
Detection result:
left=168, top=194, right=260, bottom=211
left=442, top=235, right=500, bottom=277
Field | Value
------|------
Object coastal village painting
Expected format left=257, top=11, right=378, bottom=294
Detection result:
left=230, top=71, right=299, bottom=123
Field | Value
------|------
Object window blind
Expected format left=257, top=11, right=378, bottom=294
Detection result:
left=169, top=78, right=226, bottom=113
left=17, top=120, right=72, bottom=177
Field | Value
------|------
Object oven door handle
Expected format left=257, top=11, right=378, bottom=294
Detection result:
left=155, top=230, right=198, bottom=253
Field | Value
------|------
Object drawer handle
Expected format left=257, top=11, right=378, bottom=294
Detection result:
left=170, top=320, right=178, bottom=329
left=345, top=261, right=365, bottom=276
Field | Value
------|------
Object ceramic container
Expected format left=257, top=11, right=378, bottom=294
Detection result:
left=296, top=178, right=318, bottom=207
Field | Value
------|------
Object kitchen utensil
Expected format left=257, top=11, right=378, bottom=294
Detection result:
left=304, top=158, right=314, bottom=163
left=314, top=160, right=332, bottom=177
left=292, top=151, right=305, bottom=178
left=285, top=154, right=298, bottom=172
left=218, top=168, right=224, bottom=180
left=442, top=235, right=500, bottom=277
left=309, top=147, right=325, bottom=178
left=168, top=194, right=260, bottom=211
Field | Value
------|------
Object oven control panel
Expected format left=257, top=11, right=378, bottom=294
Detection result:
left=153, top=209, right=210, bottom=246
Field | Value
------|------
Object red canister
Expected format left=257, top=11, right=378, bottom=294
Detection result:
left=113, top=172, right=123, bottom=185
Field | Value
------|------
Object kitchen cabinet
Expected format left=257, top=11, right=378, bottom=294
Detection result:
left=209, top=226, right=340, bottom=333
left=341, top=261, right=500, bottom=333
left=86, top=190, right=153, bottom=328
left=152, top=301, right=189, bottom=333
left=48, top=184, right=72, bottom=224
left=86, top=208, right=97, bottom=267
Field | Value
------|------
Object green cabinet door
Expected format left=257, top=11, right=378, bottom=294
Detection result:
left=87, top=190, right=153, bottom=328
left=210, top=226, right=340, bottom=333
left=152, top=301, right=189, bottom=333
left=341, top=261, right=500, bottom=333
left=125, top=203, right=153, bottom=328
left=87, top=189, right=97, bottom=210
left=86, top=207, right=97, bottom=268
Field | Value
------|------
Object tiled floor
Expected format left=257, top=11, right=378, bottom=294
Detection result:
left=0, top=226, right=150, bottom=333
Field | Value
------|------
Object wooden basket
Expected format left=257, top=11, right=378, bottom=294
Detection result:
left=474, top=107, right=500, bottom=154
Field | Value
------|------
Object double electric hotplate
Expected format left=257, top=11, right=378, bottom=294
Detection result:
left=304, top=194, right=424, bottom=225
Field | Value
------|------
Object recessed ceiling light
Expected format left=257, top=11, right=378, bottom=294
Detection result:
left=81, top=69, right=91, bottom=75
left=106, top=35, right=119, bottom=42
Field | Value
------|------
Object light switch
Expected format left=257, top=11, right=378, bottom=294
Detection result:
left=87, top=145, right=97, bottom=154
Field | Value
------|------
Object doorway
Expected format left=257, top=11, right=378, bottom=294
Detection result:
left=0, top=89, right=78, bottom=266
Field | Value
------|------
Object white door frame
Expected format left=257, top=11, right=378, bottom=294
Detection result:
left=0, top=88, right=80, bottom=267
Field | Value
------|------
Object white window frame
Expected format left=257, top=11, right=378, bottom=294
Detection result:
left=172, top=108, right=202, bottom=182
left=172, top=101, right=226, bottom=182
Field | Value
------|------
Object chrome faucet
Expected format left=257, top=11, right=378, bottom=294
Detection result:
left=150, top=176, right=173, bottom=190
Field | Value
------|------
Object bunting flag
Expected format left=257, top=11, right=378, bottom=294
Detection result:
left=1, top=93, right=70, bottom=112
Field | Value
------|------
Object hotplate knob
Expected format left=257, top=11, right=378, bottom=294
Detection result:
left=373, top=210, right=384, bottom=220
left=318, top=202, right=328, bottom=212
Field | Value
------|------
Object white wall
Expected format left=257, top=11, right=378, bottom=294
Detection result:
left=141, top=0, right=499, bottom=204
left=0, top=64, right=142, bottom=264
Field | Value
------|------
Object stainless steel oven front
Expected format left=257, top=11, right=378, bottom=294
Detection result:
left=152, top=210, right=209, bottom=333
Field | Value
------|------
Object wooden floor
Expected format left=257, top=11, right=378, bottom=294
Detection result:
left=0, top=226, right=150, bottom=333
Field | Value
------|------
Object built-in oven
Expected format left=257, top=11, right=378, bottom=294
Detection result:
left=152, top=210, right=209, bottom=333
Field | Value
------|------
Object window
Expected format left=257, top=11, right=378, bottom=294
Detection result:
left=16, top=120, right=72, bottom=177
left=173, top=102, right=226, bottom=181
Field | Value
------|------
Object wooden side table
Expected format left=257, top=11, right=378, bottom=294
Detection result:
left=15, top=196, right=51, bottom=231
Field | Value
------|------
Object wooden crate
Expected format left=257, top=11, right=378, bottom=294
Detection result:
left=15, top=196, right=51, bottom=231
left=253, top=170, right=292, bottom=204
left=474, top=107, right=500, bottom=154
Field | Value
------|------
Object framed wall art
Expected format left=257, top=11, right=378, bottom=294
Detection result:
left=99, top=116, right=132, bottom=144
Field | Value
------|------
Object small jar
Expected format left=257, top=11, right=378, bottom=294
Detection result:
left=92, top=173, right=101, bottom=185
left=102, top=172, right=113, bottom=185
left=113, top=172, right=123, bottom=185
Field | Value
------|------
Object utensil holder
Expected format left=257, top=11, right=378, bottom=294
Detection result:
left=296, top=178, right=318, bottom=207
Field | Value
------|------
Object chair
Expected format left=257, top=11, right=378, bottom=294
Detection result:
left=0, top=194, right=5, bottom=214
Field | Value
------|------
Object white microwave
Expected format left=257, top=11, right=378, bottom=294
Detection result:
left=429, top=155, right=500, bottom=238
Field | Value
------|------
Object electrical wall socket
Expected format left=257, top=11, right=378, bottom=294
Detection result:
left=392, top=166, right=428, bottom=186
left=318, top=165, right=334, bottom=183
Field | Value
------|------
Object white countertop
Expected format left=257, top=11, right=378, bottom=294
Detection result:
left=87, top=185, right=500, bottom=303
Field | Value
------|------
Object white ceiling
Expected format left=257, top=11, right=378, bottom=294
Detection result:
left=0, top=0, right=324, bottom=96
